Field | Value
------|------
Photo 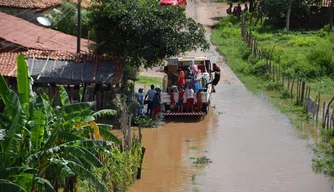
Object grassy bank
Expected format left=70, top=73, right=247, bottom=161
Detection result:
left=211, top=15, right=334, bottom=177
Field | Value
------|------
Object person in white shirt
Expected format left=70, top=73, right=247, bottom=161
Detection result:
left=145, top=85, right=157, bottom=117
left=185, top=85, right=194, bottom=112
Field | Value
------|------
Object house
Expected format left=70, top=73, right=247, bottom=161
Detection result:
left=0, top=0, right=90, bottom=24
left=0, top=12, right=123, bottom=109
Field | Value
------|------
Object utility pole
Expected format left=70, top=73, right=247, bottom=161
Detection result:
left=77, top=0, right=81, bottom=53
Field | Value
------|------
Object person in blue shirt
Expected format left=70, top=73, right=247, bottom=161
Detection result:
left=145, top=85, right=157, bottom=117
left=136, top=88, right=144, bottom=116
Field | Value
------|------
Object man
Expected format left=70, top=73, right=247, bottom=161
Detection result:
left=145, top=85, right=157, bottom=117
left=135, top=88, right=144, bottom=116
left=207, top=63, right=221, bottom=93
left=177, top=68, right=185, bottom=91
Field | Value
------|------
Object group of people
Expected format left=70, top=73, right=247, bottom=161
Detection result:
left=135, top=63, right=221, bottom=119
left=226, top=3, right=248, bottom=18
left=169, top=85, right=203, bottom=113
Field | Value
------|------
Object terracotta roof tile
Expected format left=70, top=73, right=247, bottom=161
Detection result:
left=0, top=0, right=91, bottom=9
left=0, top=12, right=94, bottom=54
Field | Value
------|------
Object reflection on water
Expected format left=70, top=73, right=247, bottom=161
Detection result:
left=188, top=84, right=332, bottom=192
left=129, top=114, right=219, bottom=192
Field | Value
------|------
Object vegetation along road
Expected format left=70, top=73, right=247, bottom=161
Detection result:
left=131, top=1, right=333, bottom=191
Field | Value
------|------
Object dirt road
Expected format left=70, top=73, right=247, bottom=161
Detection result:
left=130, top=1, right=332, bottom=192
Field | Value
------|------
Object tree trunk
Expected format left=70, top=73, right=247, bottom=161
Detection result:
left=286, top=0, right=293, bottom=31
left=330, top=0, right=334, bottom=30
left=249, top=0, right=254, bottom=12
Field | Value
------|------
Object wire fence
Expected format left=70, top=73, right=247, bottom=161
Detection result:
left=241, top=15, right=334, bottom=131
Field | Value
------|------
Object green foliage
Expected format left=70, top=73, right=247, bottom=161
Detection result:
left=90, top=0, right=209, bottom=69
left=87, top=141, right=142, bottom=192
left=45, top=2, right=91, bottom=39
left=0, top=55, right=120, bottom=191
left=137, top=76, right=162, bottom=86
left=287, top=36, right=317, bottom=47
left=265, top=81, right=283, bottom=91
left=190, top=156, right=213, bottom=164
left=135, top=116, right=158, bottom=128
left=307, top=46, right=334, bottom=76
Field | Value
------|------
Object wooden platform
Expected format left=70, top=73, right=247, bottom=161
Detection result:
left=164, top=111, right=206, bottom=116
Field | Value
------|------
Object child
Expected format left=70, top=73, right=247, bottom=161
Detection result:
left=177, top=87, right=185, bottom=113
left=169, top=89, right=176, bottom=112
left=185, top=85, right=194, bottom=112
left=196, top=89, right=203, bottom=112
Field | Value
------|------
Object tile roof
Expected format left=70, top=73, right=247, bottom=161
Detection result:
left=0, top=12, right=94, bottom=54
left=0, top=0, right=91, bottom=9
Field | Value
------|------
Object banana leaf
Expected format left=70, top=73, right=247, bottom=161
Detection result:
left=34, top=177, right=56, bottom=192
left=17, top=54, right=32, bottom=115
left=0, top=179, right=26, bottom=192
left=31, top=95, right=46, bottom=151
left=59, top=86, right=70, bottom=106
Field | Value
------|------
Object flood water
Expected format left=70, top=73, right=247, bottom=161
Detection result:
left=130, top=1, right=332, bottom=192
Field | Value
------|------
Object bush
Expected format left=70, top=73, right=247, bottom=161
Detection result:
left=87, top=141, right=142, bottom=192
left=265, top=81, right=283, bottom=91
left=287, top=36, right=317, bottom=47
left=250, top=59, right=268, bottom=76
left=239, top=46, right=252, bottom=60
left=307, top=47, right=334, bottom=76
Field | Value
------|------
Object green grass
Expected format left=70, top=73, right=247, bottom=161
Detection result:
left=211, top=17, right=334, bottom=177
left=136, top=75, right=162, bottom=86
left=189, top=146, right=199, bottom=150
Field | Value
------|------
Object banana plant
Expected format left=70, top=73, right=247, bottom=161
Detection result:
left=0, top=54, right=121, bottom=191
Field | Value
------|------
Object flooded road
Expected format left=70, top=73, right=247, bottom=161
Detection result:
left=130, top=1, right=332, bottom=192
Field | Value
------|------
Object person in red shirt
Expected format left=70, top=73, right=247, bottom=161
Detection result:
left=169, top=89, right=176, bottom=112
left=177, top=68, right=185, bottom=90
left=177, top=87, right=185, bottom=113
left=196, top=90, right=203, bottom=112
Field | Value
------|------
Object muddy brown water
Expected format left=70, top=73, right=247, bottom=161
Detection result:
left=130, top=1, right=332, bottom=192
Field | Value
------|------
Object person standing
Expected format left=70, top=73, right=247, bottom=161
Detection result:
left=169, top=89, right=176, bottom=112
left=177, top=87, right=185, bottom=113
left=185, top=85, right=194, bottom=112
left=226, top=3, right=233, bottom=15
left=135, top=88, right=144, bottom=116
left=177, top=68, right=185, bottom=91
left=153, top=92, right=161, bottom=120
left=243, top=4, right=249, bottom=13
left=196, top=89, right=203, bottom=112
left=145, top=85, right=157, bottom=117
left=207, top=63, right=221, bottom=93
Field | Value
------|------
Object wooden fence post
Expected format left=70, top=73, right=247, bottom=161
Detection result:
left=301, top=82, right=306, bottom=105
left=290, top=73, right=296, bottom=100
left=323, top=102, right=326, bottom=128
left=316, top=92, right=320, bottom=124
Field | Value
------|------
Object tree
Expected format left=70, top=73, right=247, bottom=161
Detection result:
left=263, top=0, right=322, bottom=28
left=0, top=55, right=120, bottom=191
left=90, top=0, right=209, bottom=69
left=45, top=2, right=91, bottom=39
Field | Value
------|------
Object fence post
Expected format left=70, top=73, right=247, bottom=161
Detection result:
left=323, top=102, right=326, bottom=128
left=290, top=73, right=296, bottom=100
left=316, top=92, right=320, bottom=124
left=301, top=82, right=306, bottom=106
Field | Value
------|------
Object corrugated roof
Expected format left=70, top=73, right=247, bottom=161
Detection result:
left=0, top=0, right=91, bottom=9
left=0, top=50, right=123, bottom=83
left=0, top=12, right=94, bottom=53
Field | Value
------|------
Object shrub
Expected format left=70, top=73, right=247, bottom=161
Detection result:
left=265, top=81, right=283, bottom=91
left=287, top=36, right=317, bottom=47
left=250, top=59, right=268, bottom=76
left=307, top=47, right=334, bottom=76
left=239, top=46, right=252, bottom=60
